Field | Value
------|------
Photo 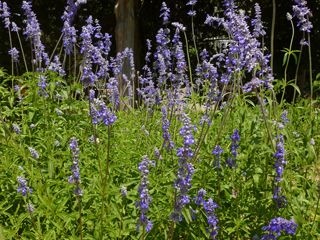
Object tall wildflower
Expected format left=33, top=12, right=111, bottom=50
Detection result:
left=171, top=22, right=190, bottom=99
left=194, top=189, right=219, bottom=239
left=195, top=49, right=220, bottom=105
left=28, top=147, right=39, bottom=159
left=292, top=0, right=312, bottom=33
left=226, top=129, right=240, bottom=168
left=138, top=39, right=160, bottom=108
left=17, top=176, right=32, bottom=197
left=273, top=135, right=287, bottom=208
left=12, top=123, right=21, bottom=134
left=251, top=3, right=266, bottom=38
left=89, top=89, right=117, bottom=126
left=61, top=0, right=86, bottom=54
left=205, top=0, right=273, bottom=92
left=160, top=2, right=170, bottom=25
left=154, top=3, right=171, bottom=88
left=21, top=1, right=49, bottom=68
left=212, top=145, right=223, bottom=169
left=48, top=55, right=66, bottom=76
left=273, top=110, right=289, bottom=208
left=186, top=0, right=197, bottom=17
left=8, top=47, right=19, bottom=62
left=68, top=137, right=82, bottom=196
left=79, top=16, right=96, bottom=86
left=161, top=105, right=174, bottom=151
left=171, top=113, right=196, bottom=222
left=17, top=175, right=34, bottom=213
left=0, top=1, right=11, bottom=29
left=136, top=155, right=155, bottom=232
left=261, top=217, right=297, bottom=239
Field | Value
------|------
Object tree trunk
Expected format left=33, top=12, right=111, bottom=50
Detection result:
left=114, top=0, right=140, bottom=108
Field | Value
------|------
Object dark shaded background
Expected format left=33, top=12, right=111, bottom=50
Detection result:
left=0, top=0, right=319, bottom=97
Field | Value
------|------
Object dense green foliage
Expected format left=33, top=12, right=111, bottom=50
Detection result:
left=0, top=69, right=319, bottom=239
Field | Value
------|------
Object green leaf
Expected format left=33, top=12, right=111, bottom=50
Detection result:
left=288, top=83, right=301, bottom=96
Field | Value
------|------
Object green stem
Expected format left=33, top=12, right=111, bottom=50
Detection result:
left=106, top=125, right=111, bottom=181
left=307, top=32, right=313, bottom=102
left=280, top=19, right=295, bottom=105
left=292, top=43, right=303, bottom=103
left=49, top=33, right=63, bottom=62
left=16, top=32, right=29, bottom=72
left=190, top=6, right=199, bottom=65
left=78, top=196, right=83, bottom=240
left=256, top=90, right=275, bottom=152
left=183, top=31, right=194, bottom=89
left=270, top=0, right=276, bottom=73
left=8, top=30, right=14, bottom=76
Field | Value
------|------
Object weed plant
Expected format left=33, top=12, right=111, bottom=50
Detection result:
left=0, top=0, right=320, bottom=239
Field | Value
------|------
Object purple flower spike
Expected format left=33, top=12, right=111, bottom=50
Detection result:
left=12, top=123, right=21, bottom=134
left=273, top=134, right=287, bottom=208
left=22, top=1, right=49, bottom=67
left=227, top=129, right=240, bottom=168
left=261, top=217, right=297, bottom=239
left=171, top=114, right=196, bottom=222
left=8, top=47, right=19, bottom=62
left=251, top=3, right=266, bottom=38
left=28, top=147, right=39, bottom=159
left=212, top=145, right=223, bottom=169
left=69, top=137, right=82, bottom=196
left=161, top=106, right=174, bottom=151
left=292, top=0, right=312, bottom=33
left=160, top=2, right=170, bottom=24
left=17, top=176, right=32, bottom=197
left=0, top=1, right=11, bottom=29
left=203, top=198, right=219, bottom=239
left=194, top=188, right=207, bottom=206
left=136, top=155, right=155, bottom=232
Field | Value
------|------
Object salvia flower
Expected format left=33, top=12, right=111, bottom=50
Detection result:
left=292, top=0, right=312, bottom=33
left=206, top=1, right=273, bottom=92
left=154, top=27, right=171, bottom=87
left=226, top=129, right=240, bottom=168
left=37, top=75, right=48, bottom=97
left=138, top=40, right=160, bottom=108
left=187, top=0, right=197, bottom=5
left=48, top=56, right=66, bottom=76
left=68, top=137, right=82, bottom=196
left=251, top=3, right=266, bottom=38
left=26, top=203, right=35, bottom=213
left=8, top=47, right=19, bottom=62
left=0, top=1, right=11, bottom=29
left=171, top=113, right=196, bottom=222
left=161, top=106, right=174, bottom=150
left=17, top=176, right=32, bottom=197
left=62, top=21, right=77, bottom=55
left=22, top=1, right=49, bottom=67
left=187, top=10, right=196, bottom=17
left=28, top=147, right=39, bottom=159
left=89, top=90, right=117, bottom=126
left=160, top=2, right=170, bottom=24
left=194, top=188, right=207, bottom=206
left=194, top=189, right=219, bottom=239
left=261, top=217, right=297, bottom=239
left=136, top=155, right=155, bottom=232
left=212, top=145, right=223, bottom=169
left=273, top=134, right=287, bottom=208
left=120, top=186, right=128, bottom=198
left=11, top=21, right=20, bottom=32
left=203, top=198, right=219, bottom=239
left=310, top=138, right=315, bottom=145
left=12, top=123, right=21, bottom=134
